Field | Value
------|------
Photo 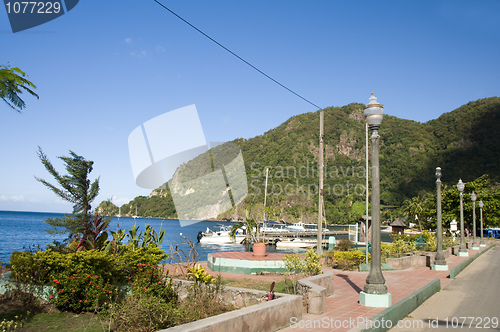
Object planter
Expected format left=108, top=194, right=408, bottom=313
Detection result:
left=252, top=243, right=267, bottom=257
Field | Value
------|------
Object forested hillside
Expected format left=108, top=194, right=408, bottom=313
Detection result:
left=98, top=97, right=500, bottom=224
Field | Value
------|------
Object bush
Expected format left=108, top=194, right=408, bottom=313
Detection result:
left=336, top=238, right=352, bottom=251
left=8, top=246, right=168, bottom=313
left=304, top=249, right=322, bottom=276
left=110, top=266, right=229, bottom=332
left=381, top=239, right=417, bottom=258
left=332, top=250, right=368, bottom=270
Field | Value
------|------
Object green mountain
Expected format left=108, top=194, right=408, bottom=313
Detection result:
left=98, top=97, right=500, bottom=224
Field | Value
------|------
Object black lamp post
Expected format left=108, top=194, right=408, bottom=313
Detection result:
left=479, top=200, right=485, bottom=247
left=471, top=192, right=479, bottom=250
left=359, top=93, right=391, bottom=307
left=457, top=179, right=469, bottom=257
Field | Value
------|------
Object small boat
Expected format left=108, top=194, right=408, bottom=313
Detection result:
left=276, top=238, right=317, bottom=249
left=260, top=221, right=288, bottom=233
left=198, top=225, right=246, bottom=244
left=286, top=222, right=307, bottom=231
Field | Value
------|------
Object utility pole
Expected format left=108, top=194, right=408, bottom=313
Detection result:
left=317, top=111, right=324, bottom=255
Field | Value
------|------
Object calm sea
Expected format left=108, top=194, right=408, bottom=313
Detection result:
left=0, top=210, right=350, bottom=264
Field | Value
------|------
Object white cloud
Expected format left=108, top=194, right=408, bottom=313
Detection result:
left=130, top=50, right=147, bottom=58
left=0, top=195, right=25, bottom=202
left=125, top=37, right=133, bottom=44
left=156, top=45, right=165, bottom=53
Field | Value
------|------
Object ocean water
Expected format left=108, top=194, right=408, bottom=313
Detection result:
left=0, top=210, right=340, bottom=264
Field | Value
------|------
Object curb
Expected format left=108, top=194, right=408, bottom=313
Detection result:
left=347, top=279, right=441, bottom=332
left=449, top=244, right=494, bottom=279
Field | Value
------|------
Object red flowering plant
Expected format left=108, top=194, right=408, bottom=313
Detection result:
left=49, top=269, right=124, bottom=312
left=129, top=263, right=176, bottom=304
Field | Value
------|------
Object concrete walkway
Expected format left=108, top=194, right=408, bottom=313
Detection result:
left=389, top=246, right=500, bottom=331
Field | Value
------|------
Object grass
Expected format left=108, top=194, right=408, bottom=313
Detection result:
left=220, top=277, right=293, bottom=294
left=2, top=311, right=105, bottom=332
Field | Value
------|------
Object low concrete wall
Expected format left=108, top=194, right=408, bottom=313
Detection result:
left=163, top=279, right=302, bottom=332
left=450, top=244, right=493, bottom=279
left=172, top=279, right=269, bottom=309
left=386, top=248, right=453, bottom=270
left=296, top=271, right=334, bottom=315
left=347, top=279, right=441, bottom=332
left=386, top=255, right=426, bottom=270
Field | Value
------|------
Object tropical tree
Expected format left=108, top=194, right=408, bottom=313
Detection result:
left=399, top=195, right=426, bottom=231
left=399, top=175, right=500, bottom=232
left=0, top=64, right=39, bottom=112
left=34, top=147, right=101, bottom=242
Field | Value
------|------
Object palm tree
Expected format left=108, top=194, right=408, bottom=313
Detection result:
left=400, top=196, right=425, bottom=231
left=0, top=64, right=39, bottom=112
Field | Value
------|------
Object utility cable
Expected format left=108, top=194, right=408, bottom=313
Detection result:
left=152, top=0, right=323, bottom=110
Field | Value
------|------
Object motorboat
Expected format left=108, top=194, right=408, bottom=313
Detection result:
left=276, top=238, right=317, bottom=249
left=198, top=225, right=246, bottom=244
left=286, top=222, right=307, bottom=231
left=260, top=221, right=288, bottom=233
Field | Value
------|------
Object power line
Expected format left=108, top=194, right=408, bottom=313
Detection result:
left=152, top=0, right=323, bottom=110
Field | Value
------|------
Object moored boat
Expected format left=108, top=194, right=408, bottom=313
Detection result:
left=198, top=225, right=246, bottom=244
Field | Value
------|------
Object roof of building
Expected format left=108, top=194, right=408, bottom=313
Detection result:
left=390, top=218, right=406, bottom=227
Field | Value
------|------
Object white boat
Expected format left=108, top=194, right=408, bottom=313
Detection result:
left=286, top=222, right=307, bottom=231
left=198, top=225, right=246, bottom=244
left=276, top=238, right=317, bottom=249
left=260, top=222, right=288, bottom=233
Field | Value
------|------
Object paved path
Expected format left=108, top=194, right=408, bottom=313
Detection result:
left=276, top=244, right=495, bottom=332
left=390, top=246, right=500, bottom=331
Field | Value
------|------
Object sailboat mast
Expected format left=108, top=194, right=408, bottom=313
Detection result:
left=317, top=111, right=324, bottom=255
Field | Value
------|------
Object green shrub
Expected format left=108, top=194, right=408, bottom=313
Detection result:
left=336, top=239, right=352, bottom=251
left=304, top=249, right=322, bottom=276
left=110, top=292, right=179, bottom=332
left=333, top=250, right=369, bottom=270
left=8, top=246, right=168, bottom=313
left=381, top=239, right=417, bottom=258
left=129, top=263, right=176, bottom=304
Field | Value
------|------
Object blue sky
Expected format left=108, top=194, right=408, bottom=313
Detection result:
left=1, top=1, right=499, bottom=213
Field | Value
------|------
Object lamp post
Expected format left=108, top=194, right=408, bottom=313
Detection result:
left=432, top=167, right=448, bottom=270
left=479, top=200, right=485, bottom=247
left=471, top=192, right=479, bottom=250
left=457, top=179, right=469, bottom=256
left=359, top=93, right=391, bottom=308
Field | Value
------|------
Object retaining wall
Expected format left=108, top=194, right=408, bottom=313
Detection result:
left=163, top=279, right=302, bottom=332
left=296, top=271, right=334, bottom=314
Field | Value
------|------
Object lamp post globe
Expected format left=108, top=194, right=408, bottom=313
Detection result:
left=471, top=192, right=479, bottom=249
left=359, top=93, right=391, bottom=308
left=364, top=93, right=384, bottom=131
left=479, top=200, right=485, bottom=246
left=457, top=179, right=468, bottom=256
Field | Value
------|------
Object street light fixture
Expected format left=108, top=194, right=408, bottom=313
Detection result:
left=359, top=93, right=391, bottom=308
left=479, top=200, right=485, bottom=247
left=471, top=192, right=479, bottom=250
left=457, top=179, right=469, bottom=257
left=432, top=167, right=448, bottom=270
